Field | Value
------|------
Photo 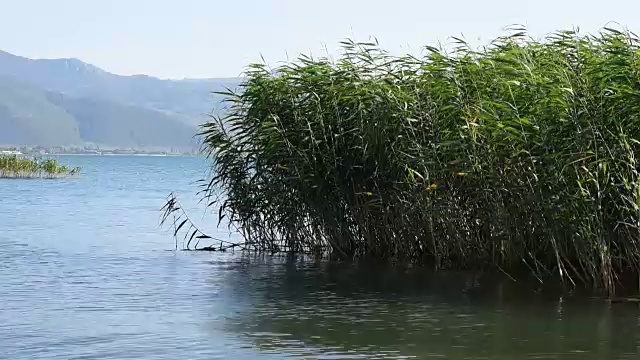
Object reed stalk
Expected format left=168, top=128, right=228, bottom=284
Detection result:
left=0, top=154, right=80, bottom=179
left=164, top=26, right=640, bottom=292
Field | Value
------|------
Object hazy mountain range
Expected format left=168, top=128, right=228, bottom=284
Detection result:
left=0, top=50, right=241, bottom=150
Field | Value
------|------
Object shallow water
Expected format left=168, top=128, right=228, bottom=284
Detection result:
left=1, top=155, right=639, bottom=359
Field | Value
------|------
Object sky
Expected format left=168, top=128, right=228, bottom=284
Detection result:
left=0, top=0, right=638, bottom=79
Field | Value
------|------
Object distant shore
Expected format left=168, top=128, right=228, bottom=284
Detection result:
left=1, top=147, right=196, bottom=157
left=55, top=153, right=186, bottom=156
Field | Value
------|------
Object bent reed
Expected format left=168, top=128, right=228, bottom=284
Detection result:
left=166, top=26, right=640, bottom=292
left=0, top=154, right=80, bottom=179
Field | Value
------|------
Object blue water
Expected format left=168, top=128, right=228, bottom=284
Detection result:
left=1, top=155, right=640, bottom=359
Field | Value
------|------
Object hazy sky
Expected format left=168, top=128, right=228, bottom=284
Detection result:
left=0, top=0, right=637, bottom=79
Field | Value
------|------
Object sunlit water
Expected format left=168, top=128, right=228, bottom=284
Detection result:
left=1, top=155, right=640, bottom=359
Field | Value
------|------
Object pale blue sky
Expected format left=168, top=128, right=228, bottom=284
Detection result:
left=0, top=0, right=636, bottom=79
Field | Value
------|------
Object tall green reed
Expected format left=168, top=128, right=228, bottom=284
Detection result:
left=0, top=154, right=80, bottom=179
left=165, top=26, right=640, bottom=292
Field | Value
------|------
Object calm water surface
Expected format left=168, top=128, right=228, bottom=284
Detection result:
left=1, top=155, right=640, bottom=359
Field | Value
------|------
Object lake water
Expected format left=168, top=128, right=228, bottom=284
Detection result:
left=1, top=155, right=640, bottom=359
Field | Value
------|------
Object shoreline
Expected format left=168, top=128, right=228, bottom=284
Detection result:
left=53, top=153, right=186, bottom=157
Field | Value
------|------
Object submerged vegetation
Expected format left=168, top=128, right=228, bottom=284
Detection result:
left=164, top=26, right=640, bottom=292
left=0, top=154, right=80, bottom=179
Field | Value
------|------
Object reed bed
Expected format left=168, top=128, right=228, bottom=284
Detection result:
left=0, top=154, right=80, bottom=179
left=164, top=26, right=640, bottom=292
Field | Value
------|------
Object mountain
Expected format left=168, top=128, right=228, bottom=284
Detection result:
left=0, top=50, right=240, bottom=124
left=46, top=91, right=199, bottom=150
left=0, top=50, right=242, bottom=149
left=0, top=76, right=200, bottom=149
left=0, top=76, right=81, bottom=146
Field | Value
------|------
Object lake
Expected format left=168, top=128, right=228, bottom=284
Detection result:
left=1, top=155, right=639, bottom=359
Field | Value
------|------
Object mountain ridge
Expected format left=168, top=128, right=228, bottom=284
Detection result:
left=0, top=49, right=242, bottom=149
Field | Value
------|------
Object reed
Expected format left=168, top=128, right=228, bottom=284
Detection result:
left=0, top=154, right=80, bottom=179
left=164, top=26, right=640, bottom=292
